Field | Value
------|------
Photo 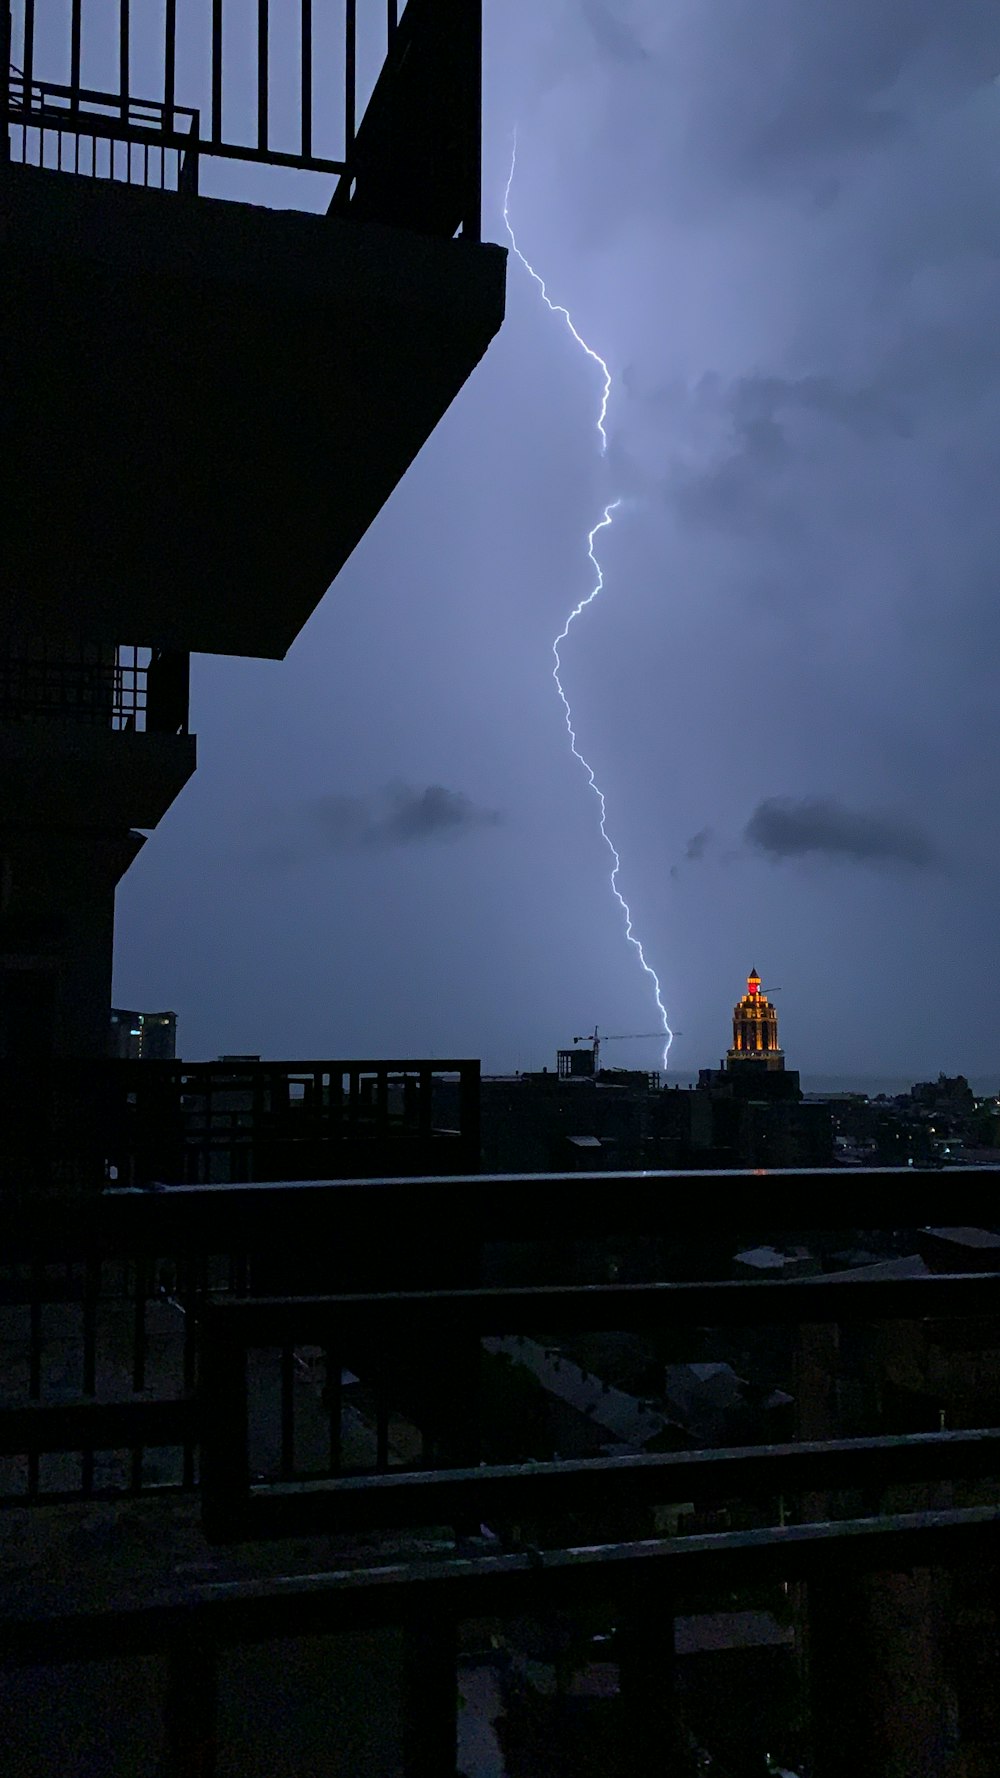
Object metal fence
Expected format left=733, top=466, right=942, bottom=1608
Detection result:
left=1, top=1165, right=997, bottom=1513
left=0, top=1177, right=999, bottom=1776
left=0, top=1056, right=479, bottom=1194
left=0, top=642, right=189, bottom=732
left=4, top=0, right=482, bottom=236
left=5, top=70, right=199, bottom=188
left=0, top=640, right=136, bottom=727
left=199, top=1269, right=1000, bottom=1539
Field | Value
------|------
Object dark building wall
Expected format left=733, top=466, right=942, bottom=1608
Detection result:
left=476, top=1078, right=650, bottom=1173
left=0, top=828, right=143, bottom=1059
left=457, top=1077, right=833, bottom=1175
left=739, top=1100, right=834, bottom=1168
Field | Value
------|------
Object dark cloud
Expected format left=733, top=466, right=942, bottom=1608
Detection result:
left=732, top=373, right=912, bottom=441
left=684, top=828, right=713, bottom=862
left=680, top=0, right=1000, bottom=187
left=249, top=784, right=502, bottom=869
left=744, top=797, right=937, bottom=868
left=669, top=827, right=715, bottom=880
left=312, top=784, right=502, bottom=851
left=671, top=369, right=913, bottom=533
left=580, top=0, right=649, bottom=66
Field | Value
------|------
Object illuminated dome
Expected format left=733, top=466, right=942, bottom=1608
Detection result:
left=727, top=969, right=784, bottom=1070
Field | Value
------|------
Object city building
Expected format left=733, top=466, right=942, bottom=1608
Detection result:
left=451, top=1060, right=661, bottom=1175
left=729, top=967, right=784, bottom=1069
left=109, top=1007, right=177, bottom=1060
left=699, top=968, right=799, bottom=1099
left=697, top=969, right=833, bottom=1165
left=1, top=2, right=503, bottom=1069
left=446, top=983, right=835, bottom=1175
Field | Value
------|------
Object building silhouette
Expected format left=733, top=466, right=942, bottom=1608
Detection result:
left=1, top=1, right=502, bottom=1069
left=109, top=1007, right=177, bottom=1061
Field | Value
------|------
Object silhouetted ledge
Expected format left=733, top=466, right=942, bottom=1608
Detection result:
left=0, top=720, right=196, bottom=831
left=2, top=163, right=507, bottom=657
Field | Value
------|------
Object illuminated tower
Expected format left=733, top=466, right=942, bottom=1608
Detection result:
left=727, top=969, right=785, bottom=1072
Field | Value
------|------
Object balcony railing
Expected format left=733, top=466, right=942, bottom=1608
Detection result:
left=0, top=1166, right=996, bottom=1504
left=5, top=72, right=199, bottom=190
left=0, top=642, right=189, bottom=733
left=198, top=1270, right=1000, bottom=1539
left=0, top=1169, right=998, bottom=1774
left=0, top=1056, right=480, bottom=1194
left=4, top=0, right=482, bottom=237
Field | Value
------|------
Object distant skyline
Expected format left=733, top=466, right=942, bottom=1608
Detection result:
left=108, top=1, right=1000, bottom=1081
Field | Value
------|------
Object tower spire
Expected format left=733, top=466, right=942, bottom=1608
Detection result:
left=728, top=969, right=783, bottom=1070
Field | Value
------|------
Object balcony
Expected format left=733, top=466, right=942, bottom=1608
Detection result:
left=1, top=0, right=505, bottom=659
left=0, top=1056, right=481, bottom=1195
left=0, top=643, right=195, bottom=831
left=0, top=1166, right=998, bottom=1774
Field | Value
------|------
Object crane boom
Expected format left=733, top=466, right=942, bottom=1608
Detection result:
left=571, top=1027, right=680, bottom=1072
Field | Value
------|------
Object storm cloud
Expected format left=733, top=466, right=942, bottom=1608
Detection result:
left=744, top=798, right=937, bottom=869
left=252, top=784, right=502, bottom=869
left=580, top=0, right=649, bottom=67
left=314, top=784, right=502, bottom=850
left=684, top=827, right=713, bottom=862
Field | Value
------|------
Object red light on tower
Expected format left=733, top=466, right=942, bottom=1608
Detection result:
left=747, top=970, right=760, bottom=997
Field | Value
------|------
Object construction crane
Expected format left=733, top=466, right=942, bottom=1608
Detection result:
left=573, top=1027, right=681, bottom=1073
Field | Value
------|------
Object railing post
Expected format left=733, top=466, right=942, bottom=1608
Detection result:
left=463, top=0, right=482, bottom=242
left=146, top=649, right=190, bottom=735
left=401, top=1618, right=457, bottom=1778
left=200, top=1305, right=250, bottom=1541
left=161, top=1630, right=218, bottom=1778
left=616, top=1585, right=682, bottom=1773
left=2, top=10, right=11, bottom=165
left=809, top=1573, right=876, bottom=1777
left=459, top=1060, right=480, bottom=1170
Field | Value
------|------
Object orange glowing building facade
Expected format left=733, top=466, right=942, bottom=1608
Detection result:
left=727, top=969, right=784, bottom=1072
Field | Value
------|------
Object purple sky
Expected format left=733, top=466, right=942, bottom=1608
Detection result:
left=98, top=1, right=1000, bottom=1080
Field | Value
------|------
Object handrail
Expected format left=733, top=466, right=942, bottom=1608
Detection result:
left=199, top=1270, right=1000, bottom=1538
left=2, top=1506, right=998, bottom=1665
left=2, top=1162, right=998, bottom=1250
left=4, top=1, right=483, bottom=235
left=229, top=1426, right=1000, bottom=1539
left=202, top=1270, right=1000, bottom=1343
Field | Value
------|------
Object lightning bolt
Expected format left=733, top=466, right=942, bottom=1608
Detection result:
left=503, top=136, right=674, bottom=1070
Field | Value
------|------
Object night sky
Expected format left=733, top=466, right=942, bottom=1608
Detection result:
left=105, top=2, right=1000, bottom=1082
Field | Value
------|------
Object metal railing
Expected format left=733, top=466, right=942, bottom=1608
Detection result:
left=0, top=1507, right=997, bottom=1774
left=0, top=1187, right=989, bottom=1770
left=0, top=1169, right=999, bottom=1773
left=0, top=643, right=189, bottom=733
left=5, top=72, right=199, bottom=189
left=198, top=1270, right=1000, bottom=1539
left=0, top=1505, right=996, bottom=1778
left=0, top=1166, right=996, bottom=1510
left=0, top=1056, right=479, bottom=1194
left=5, top=0, right=482, bottom=236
